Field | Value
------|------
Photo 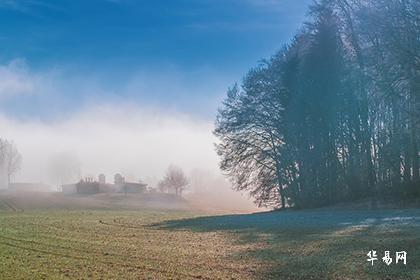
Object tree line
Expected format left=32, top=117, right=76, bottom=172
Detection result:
left=215, top=0, right=419, bottom=208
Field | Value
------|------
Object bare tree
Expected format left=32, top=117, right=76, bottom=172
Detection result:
left=0, top=139, right=6, bottom=166
left=159, top=165, right=188, bottom=196
left=0, top=139, right=7, bottom=187
left=3, top=140, right=22, bottom=186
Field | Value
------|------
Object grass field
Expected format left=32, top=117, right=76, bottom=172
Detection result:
left=0, top=195, right=419, bottom=279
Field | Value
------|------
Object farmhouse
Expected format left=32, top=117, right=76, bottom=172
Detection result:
left=61, top=173, right=147, bottom=195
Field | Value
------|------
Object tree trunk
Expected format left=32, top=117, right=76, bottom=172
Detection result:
left=280, top=184, right=285, bottom=209
left=410, top=68, right=419, bottom=181
left=339, top=0, right=377, bottom=205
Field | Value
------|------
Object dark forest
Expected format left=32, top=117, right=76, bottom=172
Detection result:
left=215, top=0, right=420, bottom=208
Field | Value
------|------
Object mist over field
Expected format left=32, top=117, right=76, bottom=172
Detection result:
left=0, top=105, right=214, bottom=184
left=0, top=60, right=258, bottom=212
left=0, top=105, right=260, bottom=211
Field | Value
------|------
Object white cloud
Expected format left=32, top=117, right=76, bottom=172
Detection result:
left=0, top=59, right=35, bottom=97
left=0, top=58, right=231, bottom=121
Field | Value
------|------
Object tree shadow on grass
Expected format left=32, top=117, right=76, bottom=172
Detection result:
left=150, top=209, right=420, bottom=279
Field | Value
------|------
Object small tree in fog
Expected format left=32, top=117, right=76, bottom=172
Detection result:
left=159, top=165, right=188, bottom=196
left=0, top=139, right=7, bottom=186
left=0, top=139, right=6, bottom=166
left=4, top=141, right=22, bottom=186
left=0, top=139, right=22, bottom=186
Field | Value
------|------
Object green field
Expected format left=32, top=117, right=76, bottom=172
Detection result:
left=0, top=199, right=419, bottom=279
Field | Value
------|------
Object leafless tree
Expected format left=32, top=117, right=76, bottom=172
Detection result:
left=0, top=139, right=7, bottom=186
left=2, top=140, right=22, bottom=186
left=159, top=165, right=188, bottom=196
left=0, top=139, right=6, bottom=166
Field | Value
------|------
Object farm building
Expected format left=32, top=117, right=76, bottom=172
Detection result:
left=61, top=174, right=147, bottom=195
left=76, top=179, right=100, bottom=194
left=62, top=177, right=99, bottom=195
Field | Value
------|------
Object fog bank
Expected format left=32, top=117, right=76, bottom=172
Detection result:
left=1, top=104, right=218, bottom=185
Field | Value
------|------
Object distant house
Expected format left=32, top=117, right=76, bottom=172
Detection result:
left=98, top=183, right=116, bottom=193
left=76, top=179, right=100, bottom=194
left=113, top=173, right=147, bottom=194
left=62, top=174, right=147, bottom=195
left=8, top=182, right=53, bottom=192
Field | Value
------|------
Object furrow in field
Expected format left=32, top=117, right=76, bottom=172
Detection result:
left=0, top=234, right=217, bottom=279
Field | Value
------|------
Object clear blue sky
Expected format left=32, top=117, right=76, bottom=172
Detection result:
left=0, top=0, right=312, bottom=120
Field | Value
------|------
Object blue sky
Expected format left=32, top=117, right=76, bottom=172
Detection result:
left=0, top=0, right=314, bottom=185
left=0, top=0, right=311, bottom=120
